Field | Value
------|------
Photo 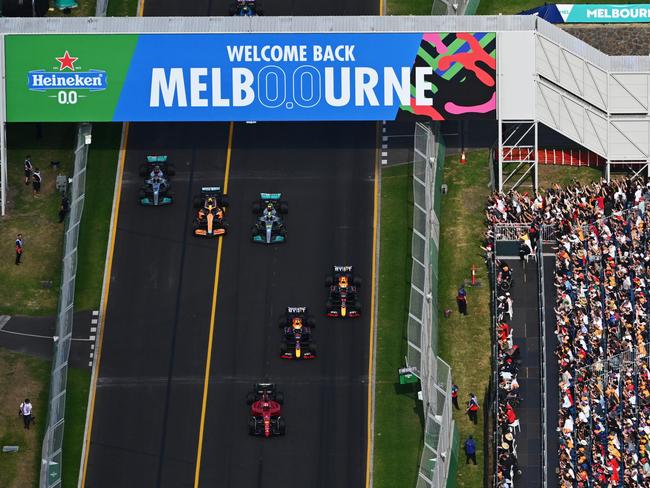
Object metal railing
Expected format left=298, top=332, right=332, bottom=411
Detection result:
left=407, top=122, right=456, bottom=488
left=39, top=123, right=91, bottom=488
left=493, top=223, right=556, bottom=243
left=536, top=243, right=547, bottom=488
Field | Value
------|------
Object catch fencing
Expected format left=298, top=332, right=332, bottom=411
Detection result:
left=407, top=122, right=457, bottom=488
left=39, top=123, right=91, bottom=488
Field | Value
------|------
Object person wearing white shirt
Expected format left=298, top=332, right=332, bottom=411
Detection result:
left=19, top=398, right=33, bottom=430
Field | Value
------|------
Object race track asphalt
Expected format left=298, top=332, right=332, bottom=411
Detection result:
left=84, top=0, right=379, bottom=486
left=85, top=122, right=230, bottom=487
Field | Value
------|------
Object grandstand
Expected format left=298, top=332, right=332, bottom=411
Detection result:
left=488, top=178, right=650, bottom=487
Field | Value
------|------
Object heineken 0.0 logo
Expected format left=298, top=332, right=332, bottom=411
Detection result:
left=27, top=50, right=107, bottom=105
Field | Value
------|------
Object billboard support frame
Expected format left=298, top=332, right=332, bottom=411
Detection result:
left=497, top=120, right=538, bottom=192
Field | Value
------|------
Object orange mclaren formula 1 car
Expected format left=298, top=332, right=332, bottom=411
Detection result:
left=192, top=187, right=229, bottom=237
left=325, top=265, right=362, bottom=318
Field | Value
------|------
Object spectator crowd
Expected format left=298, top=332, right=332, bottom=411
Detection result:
left=486, top=177, right=650, bottom=487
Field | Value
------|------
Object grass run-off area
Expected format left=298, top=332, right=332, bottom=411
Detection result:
left=0, top=123, right=75, bottom=316
left=477, top=0, right=631, bottom=15
left=61, top=368, right=91, bottom=488
left=0, top=347, right=50, bottom=488
left=437, top=149, right=492, bottom=488
left=373, top=163, right=422, bottom=488
left=74, top=123, right=121, bottom=312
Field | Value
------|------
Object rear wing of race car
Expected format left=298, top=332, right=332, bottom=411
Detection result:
left=333, top=265, right=353, bottom=273
left=201, top=186, right=223, bottom=197
left=287, top=306, right=307, bottom=314
left=254, top=383, right=276, bottom=394
left=147, top=155, right=168, bottom=163
left=260, top=192, right=281, bottom=200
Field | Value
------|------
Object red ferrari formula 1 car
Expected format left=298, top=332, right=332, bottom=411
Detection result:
left=246, top=383, right=286, bottom=437
left=325, top=265, right=362, bottom=318
left=279, top=307, right=316, bottom=360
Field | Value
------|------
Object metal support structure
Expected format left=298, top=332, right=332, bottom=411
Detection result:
left=605, top=160, right=650, bottom=182
left=497, top=120, right=538, bottom=192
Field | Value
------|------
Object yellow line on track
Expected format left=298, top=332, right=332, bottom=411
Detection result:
left=365, top=123, right=381, bottom=488
left=193, top=121, right=234, bottom=488
left=80, top=121, right=130, bottom=487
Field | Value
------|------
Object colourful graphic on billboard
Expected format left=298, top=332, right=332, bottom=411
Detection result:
left=5, top=33, right=496, bottom=122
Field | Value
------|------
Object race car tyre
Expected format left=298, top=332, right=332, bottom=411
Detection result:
left=139, top=189, right=146, bottom=199
left=355, top=302, right=362, bottom=312
left=193, top=196, right=202, bottom=209
left=306, top=317, right=316, bottom=328
left=256, top=7, right=264, bottom=15
left=252, top=201, right=261, bottom=213
left=274, top=392, right=284, bottom=405
left=309, top=343, right=317, bottom=356
left=325, top=276, right=333, bottom=287
left=248, top=417, right=256, bottom=435
left=279, top=202, right=288, bottom=214
left=166, top=165, right=176, bottom=176
left=221, top=195, right=230, bottom=207
left=280, top=343, right=288, bottom=354
left=246, top=392, right=256, bottom=405
left=278, top=317, right=287, bottom=328
left=138, top=164, right=148, bottom=177
left=354, top=277, right=362, bottom=287
left=278, top=417, right=286, bottom=435
left=325, top=299, right=333, bottom=309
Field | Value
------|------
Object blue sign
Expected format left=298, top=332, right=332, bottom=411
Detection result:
left=113, top=33, right=497, bottom=122
left=562, top=4, right=650, bottom=22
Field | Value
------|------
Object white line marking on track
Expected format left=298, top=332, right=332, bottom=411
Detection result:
left=90, top=327, right=96, bottom=333
left=0, top=315, right=10, bottom=330
left=92, top=310, right=99, bottom=316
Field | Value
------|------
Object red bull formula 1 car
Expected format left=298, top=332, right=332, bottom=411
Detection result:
left=246, top=383, right=285, bottom=437
left=326, top=266, right=362, bottom=318
left=279, top=307, right=316, bottom=359
left=192, top=187, right=228, bottom=237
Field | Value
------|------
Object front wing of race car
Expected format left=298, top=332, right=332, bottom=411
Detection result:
left=140, top=193, right=173, bottom=206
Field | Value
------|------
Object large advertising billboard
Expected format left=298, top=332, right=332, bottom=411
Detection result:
left=5, top=33, right=496, bottom=122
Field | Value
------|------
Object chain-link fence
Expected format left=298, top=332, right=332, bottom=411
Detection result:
left=407, top=122, right=457, bottom=488
left=430, top=0, right=480, bottom=15
left=39, top=123, right=91, bottom=488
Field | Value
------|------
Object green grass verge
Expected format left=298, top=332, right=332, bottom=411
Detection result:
left=387, top=0, right=434, bottom=15
left=107, top=0, right=138, bottom=16
left=74, top=123, right=121, bottom=312
left=538, top=164, right=602, bottom=189
left=476, top=0, right=630, bottom=15
left=437, top=150, right=492, bottom=488
left=61, top=368, right=91, bottom=488
left=0, top=347, right=50, bottom=488
left=373, top=163, right=423, bottom=488
left=0, top=123, right=75, bottom=316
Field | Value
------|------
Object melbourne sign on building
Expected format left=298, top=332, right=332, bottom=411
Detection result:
left=557, top=4, right=650, bottom=23
left=5, top=33, right=496, bottom=122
